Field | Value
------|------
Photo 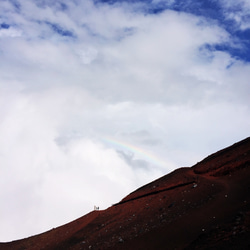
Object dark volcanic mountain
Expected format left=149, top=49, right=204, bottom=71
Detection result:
left=1, top=137, right=250, bottom=250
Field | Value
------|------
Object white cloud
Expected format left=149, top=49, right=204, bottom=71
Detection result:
left=0, top=27, right=22, bottom=37
left=0, top=0, right=249, bottom=242
left=77, top=46, right=98, bottom=64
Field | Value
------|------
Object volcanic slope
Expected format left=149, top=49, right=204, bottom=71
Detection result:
left=1, top=137, right=250, bottom=249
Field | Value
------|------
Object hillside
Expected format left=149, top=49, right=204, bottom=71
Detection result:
left=1, top=137, right=250, bottom=249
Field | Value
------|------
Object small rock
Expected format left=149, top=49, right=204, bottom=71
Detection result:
left=118, top=237, right=124, bottom=243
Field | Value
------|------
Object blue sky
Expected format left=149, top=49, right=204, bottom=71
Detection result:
left=0, top=0, right=249, bottom=241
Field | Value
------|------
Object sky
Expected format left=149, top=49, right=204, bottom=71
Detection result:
left=0, top=0, right=249, bottom=241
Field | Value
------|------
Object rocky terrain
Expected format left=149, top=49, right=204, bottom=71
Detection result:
left=1, top=137, right=249, bottom=249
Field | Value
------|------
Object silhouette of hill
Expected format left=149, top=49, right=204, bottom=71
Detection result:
left=1, top=137, right=249, bottom=249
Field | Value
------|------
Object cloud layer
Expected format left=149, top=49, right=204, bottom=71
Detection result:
left=0, top=0, right=249, bottom=241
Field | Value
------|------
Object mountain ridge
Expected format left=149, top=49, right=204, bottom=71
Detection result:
left=1, top=137, right=249, bottom=249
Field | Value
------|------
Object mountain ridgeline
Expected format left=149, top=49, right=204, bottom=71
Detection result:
left=1, top=137, right=250, bottom=249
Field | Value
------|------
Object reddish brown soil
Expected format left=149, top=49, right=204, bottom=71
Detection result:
left=1, top=137, right=250, bottom=250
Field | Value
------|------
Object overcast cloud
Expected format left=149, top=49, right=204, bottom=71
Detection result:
left=0, top=0, right=249, bottom=241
